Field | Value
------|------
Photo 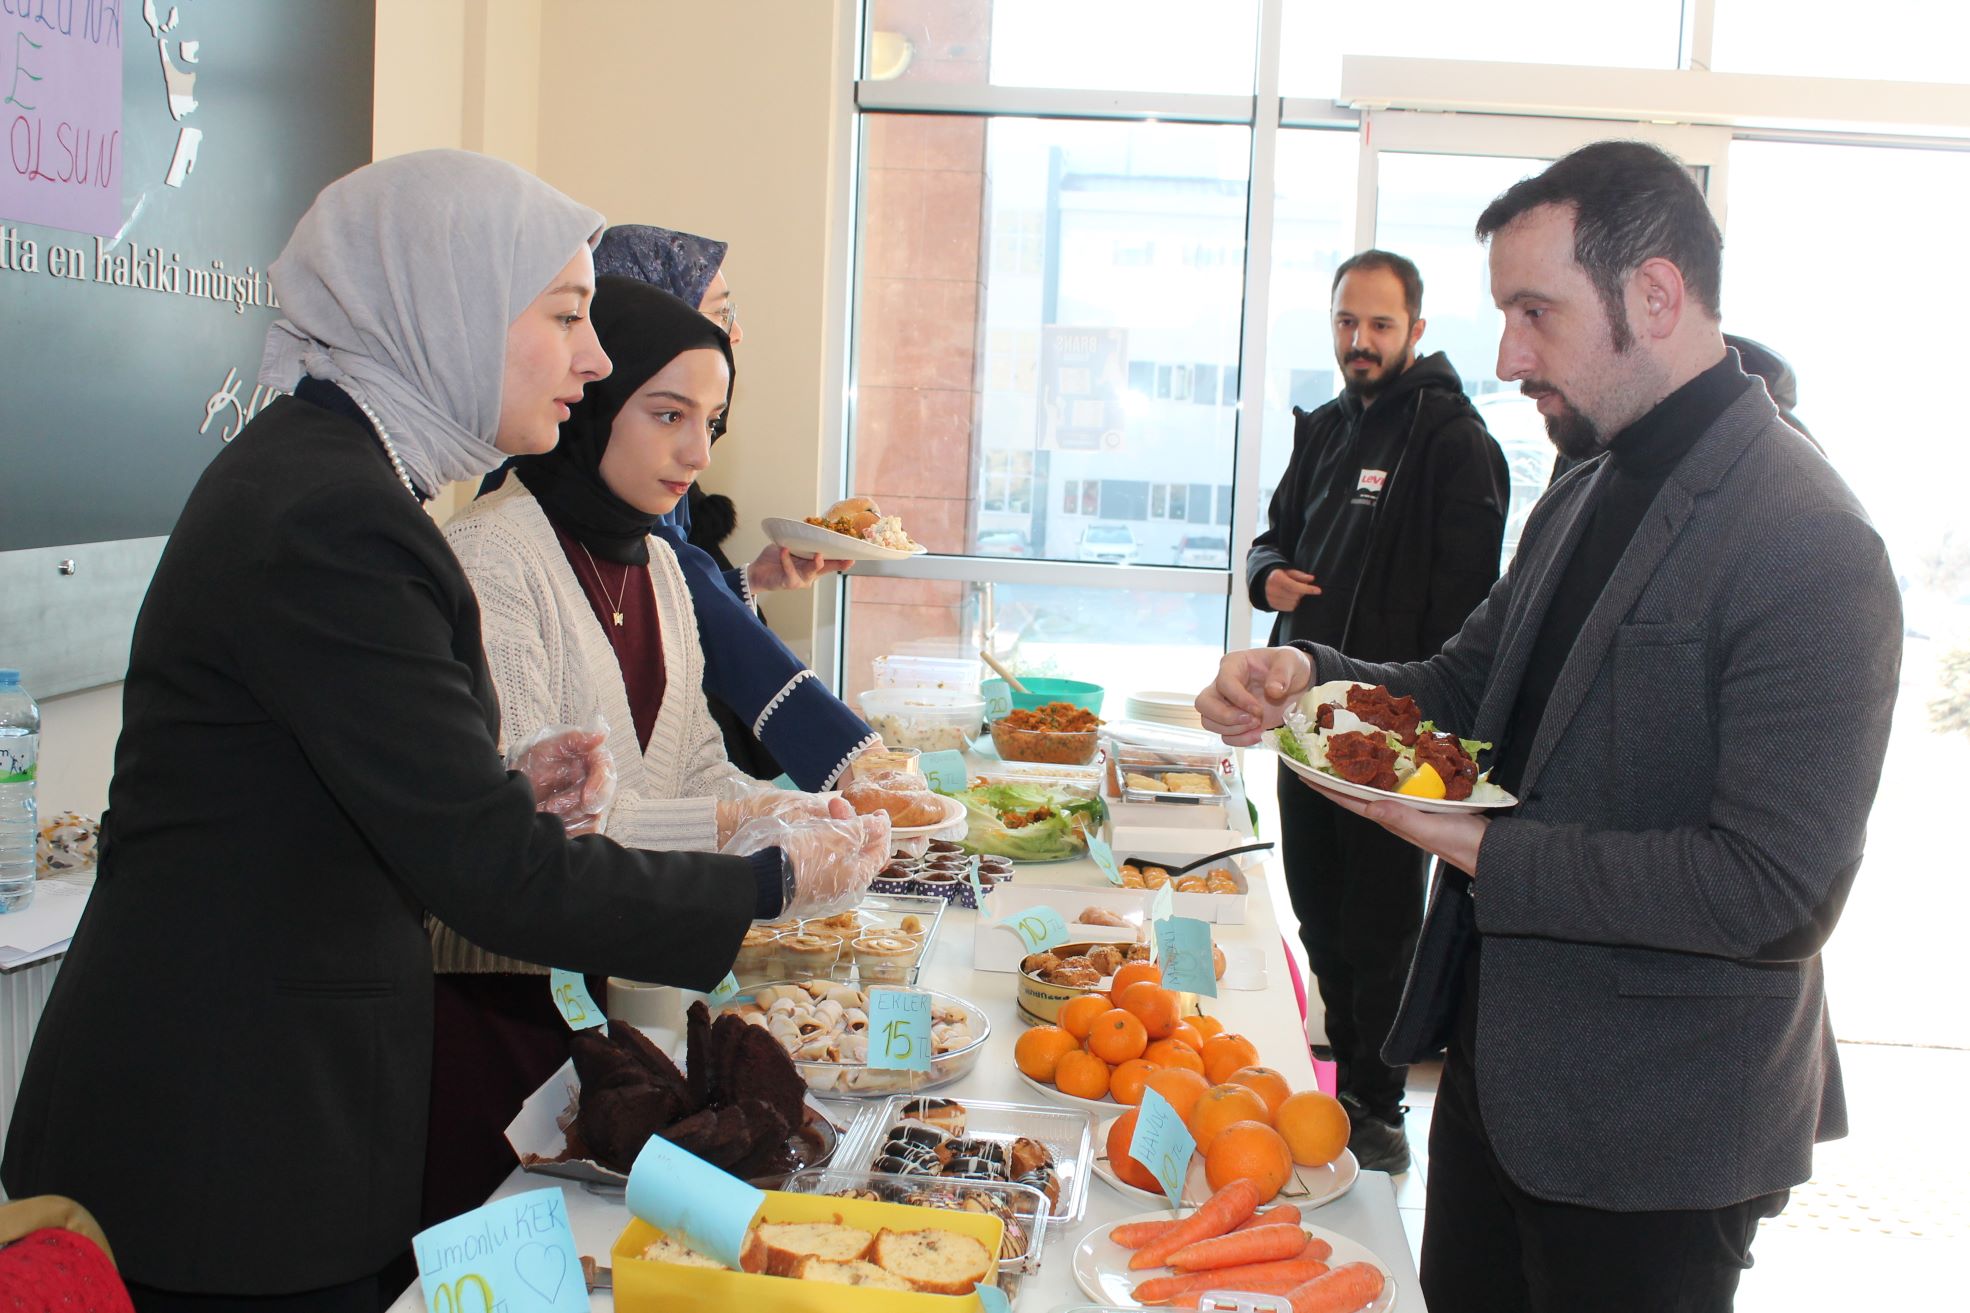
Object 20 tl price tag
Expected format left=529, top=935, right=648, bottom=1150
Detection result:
left=999, top=904, right=1072, bottom=954
left=1131, top=1087, right=1198, bottom=1209
left=548, top=968, right=604, bottom=1030
left=413, top=1185, right=588, bottom=1312
left=867, top=986, right=932, bottom=1072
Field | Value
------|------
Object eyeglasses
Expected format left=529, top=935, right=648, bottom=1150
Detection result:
left=708, top=299, right=738, bottom=335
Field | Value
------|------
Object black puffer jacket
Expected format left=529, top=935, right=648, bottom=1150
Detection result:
left=1248, top=352, right=1509, bottom=663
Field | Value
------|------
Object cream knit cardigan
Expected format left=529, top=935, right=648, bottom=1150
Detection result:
left=432, top=480, right=769, bottom=973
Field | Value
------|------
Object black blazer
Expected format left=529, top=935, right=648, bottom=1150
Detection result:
left=1, top=397, right=758, bottom=1292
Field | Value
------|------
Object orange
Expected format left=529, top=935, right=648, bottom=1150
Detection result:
left=1087, top=1008, right=1150, bottom=1065
left=1202, top=1033, right=1262, bottom=1084
left=1055, top=1049, right=1112, bottom=1101
left=1142, top=1067, right=1211, bottom=1126
left=1110, top=1057, right=1159, bottom=1107
left=1225, top=1066, right=1294, bottom=1119
left=1204, top=1120, right=1294, bottom=1202
left=1168, top=1021, right=1205, bottom=1053
left=1058, top=993, right=1110, bottom=1040
left=1108, top=960, right=1163, bottom=1005
left=1188, top=1083, right=1271, bottom=1152
left=1014, top=1025, right=1080, bottom=1084
left=1275, top=1090, right=1351, bottom=1167
left=1119, top=982, right=1182, bottom=1041
left=1190, top=1014, right=1227, bottom=1041
left=1106, top=1108, right=1162, bottom=1192
left=1142, top=1038, right=1206, bottom=1076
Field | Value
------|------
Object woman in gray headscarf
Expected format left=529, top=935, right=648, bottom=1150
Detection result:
left=0, top=151, right=805, bottom=1311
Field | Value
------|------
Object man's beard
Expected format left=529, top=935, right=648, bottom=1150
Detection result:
left=1526, top=383, right=1605, bottom=460
left=1340, top=348, right=1408, bottom=400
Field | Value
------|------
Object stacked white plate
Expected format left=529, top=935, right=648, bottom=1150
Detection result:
left=1124, top=690, right=1206, bottom=731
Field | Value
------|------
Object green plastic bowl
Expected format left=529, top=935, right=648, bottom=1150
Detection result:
left=981, top=677, right=1105, bottom=719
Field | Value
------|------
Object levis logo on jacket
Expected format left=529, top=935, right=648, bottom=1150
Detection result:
left=1353, top=468, right=1388, bottom=506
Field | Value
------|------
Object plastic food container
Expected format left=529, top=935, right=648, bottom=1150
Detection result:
left=719, top=981, right=991, bottom=1098
left=858, top=687, right=986, bottom=753
left=989, top=717, right=1101, bottom=766
left=872, top=653, right=983, bottom=694
left=984, top=676, right=1106, bottom=717
left=779, top=1167, right=1048, bottom=1301
left=836, top=1093, right=1099, bottom=1224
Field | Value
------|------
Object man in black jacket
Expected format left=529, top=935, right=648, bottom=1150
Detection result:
left=1248, top=249, right=1508, bottom=1171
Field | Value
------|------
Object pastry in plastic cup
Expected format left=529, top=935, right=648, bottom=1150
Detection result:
left=852, top=932, right=921, bottom=985
left=776, top=931, right=843, bottom=979
left=850, top=746, right=923, bottom=782
left=733, top=924, right=784, bottom=982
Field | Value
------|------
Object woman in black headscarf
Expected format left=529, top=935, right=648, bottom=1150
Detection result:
left=427, top=277, right=889, bottom=1223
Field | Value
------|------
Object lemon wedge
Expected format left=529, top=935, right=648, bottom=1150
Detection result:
left=1398, top=763, right=1447, bottom=799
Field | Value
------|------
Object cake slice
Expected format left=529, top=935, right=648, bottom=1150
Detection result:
left=639, top=1234, right=729, bottom=1270
left=793, top=1257, right=915, bottom=1289
left=740, top=1219, right=874, bottom=1277
left=872, top=1227, right=993, bottom=1295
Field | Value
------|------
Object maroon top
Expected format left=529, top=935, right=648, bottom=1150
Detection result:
left=550, top=522, right=665, bottom=752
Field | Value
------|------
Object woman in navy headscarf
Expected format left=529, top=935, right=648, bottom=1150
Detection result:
left=589, top=223, right=880, bottom=787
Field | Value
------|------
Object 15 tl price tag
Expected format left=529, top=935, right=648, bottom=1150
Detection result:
left=626, top=1136, right=765, bottom=1270
left=1087, top=831, right=1123, bottom=885
left=1154, top=915, right=1219, bottom=997
left=867, top=986, right=932, bottom=1072
left=999, top=904, right=1072, bottom=954
left=548, top=969, right=604, bottom=1030
left=918, top=749, right=969, bottom=793
left=1131, top=1087, right=1198, bottom=1209
left=413, top=1185, right=588, bottom=1312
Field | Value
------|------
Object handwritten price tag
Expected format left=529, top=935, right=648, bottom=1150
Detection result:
left=1154, top=915, right=1219, bottom=997
left=706, top=972, right=741, bottom=1007
left=1131, top=1087, right=1198, bottom=1209
left=975, top=1281, right=1012, bottom=1313
left=1150, top=880, right=1175, bottom=925
left=918, top=749, right=969, bottom=793
left=998, top=904, right=1072, bottom=955
left=1087, top=831, right=1124, bottom=885
left=626, top=1136, right=765, bottom=1270
left=548, top=969, right=605, bottom=1030
left=963, top=855, right=987, bottom=908
left=413, top=1185, right=588, bottom=1312
left=867, top=986, right=932, bottom=1072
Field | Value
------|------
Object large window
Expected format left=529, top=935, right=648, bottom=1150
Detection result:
left=1710, top=0, right=1970, bottom=84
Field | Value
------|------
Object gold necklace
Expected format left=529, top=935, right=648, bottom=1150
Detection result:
left=578, top=542, right=631, bottom=627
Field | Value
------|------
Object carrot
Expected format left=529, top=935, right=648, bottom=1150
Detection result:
left=1128, top=1179, right=1263, bottom=1270
left=1167, top=1268, right=1332, bottom=1308
left=1167, top=1224, right=1308, bottom=1272
left=1114, top=1203, right=1301, bottom=1250
left=1133, top=1256, right=1331, bottom=1305
left=1287, top=1260, right=1387, bottom=1313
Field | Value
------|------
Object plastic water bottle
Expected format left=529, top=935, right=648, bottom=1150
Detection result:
left=0, top=669, right=40, bottom=913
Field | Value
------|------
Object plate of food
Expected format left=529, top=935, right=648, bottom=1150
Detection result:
left=719, top=979, right=990, bottom=1098
left=764, top=496, right=927, bottom=562
left=1072, top=1195, right=1396, bottom=1311
left=1267, top=681, right=1517, bottom=814
left=1092, top=1116, right=1359, bottom=1210
left=947, top=779, right=1107, bottom=863
left=843, top=769, right=970, bottom=838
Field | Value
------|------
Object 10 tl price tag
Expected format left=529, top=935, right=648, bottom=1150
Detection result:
left=867, top=986, right=932, bottom=1072
left=999, top=904, right=1072, bottom=954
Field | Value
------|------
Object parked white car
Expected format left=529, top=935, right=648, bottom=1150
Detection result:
left=1175, top=533, right=1228, bottom=568
left=1077, top=524, right=1139, bottom=565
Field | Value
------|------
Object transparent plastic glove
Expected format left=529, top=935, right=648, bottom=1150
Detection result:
left=507, top=714, right=617, bottom=833
left=712, top=787, right=854, bottom=845
left=720, top=812, right=893, bottom=920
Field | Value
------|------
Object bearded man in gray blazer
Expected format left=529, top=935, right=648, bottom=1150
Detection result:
left=1200, top=141, right=1901, bottom=1313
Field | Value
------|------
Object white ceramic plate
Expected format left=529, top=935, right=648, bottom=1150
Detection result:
left=1073, top=1207, right=1398, bottom=1310
left=1267, top=731, right=1518, bottom=815
left=1091, top=1115, right=1359, bottom=1210
left=885, top=791, right=969, bottom=840
left=762, top=516, right=926, bottom=562
left=1016, top=1069, right=1126, bottom=1116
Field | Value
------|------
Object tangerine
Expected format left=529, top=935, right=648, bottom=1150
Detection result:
left=1108, top=960, right=1163, bottom=1005
left=1188, top=1083, right=1271, bottom=1151
left=1142, top=1067, right=1211, bottom=1125
left=1055, top=1049, right=1112, bottom=1101
left=1275, top=1090, right=1351, bottom=1167
left=1106, top=1108, right=1162, bottom=1191
left=1087, top=1008, right=1150, bottom=1065
left=1168, top=1021, right=1205, bottom=1053
left=1225, top=1066, right=1294, bottom=1118
left=1142, top=1038, right=1206, bottom=1075
left=1189, top=1014, right=1227, bottom=1041
left=1119, top=982, right=1182, bottom=1040
left=1110, top=1057, right=1159, bottom=1106
left=1058, top=993, right=1110, bottom=1040
left=1013, top=1025, right=1079, bottom=1084
left=1204, top=1120, right=1294, bottom=1201
left=1202, top=1032, right=1262, bottom=1084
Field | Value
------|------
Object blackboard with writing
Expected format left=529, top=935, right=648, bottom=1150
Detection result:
left=0, top=0, right=374, bottom=552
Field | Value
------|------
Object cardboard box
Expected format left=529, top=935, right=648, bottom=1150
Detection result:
left=972, top=881, right=1151, bottom=973
left=613, top=1190, right=1004, bottom=1312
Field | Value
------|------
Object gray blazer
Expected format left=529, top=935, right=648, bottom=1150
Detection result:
left=1304, top=382, right=1902, bottom=1211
